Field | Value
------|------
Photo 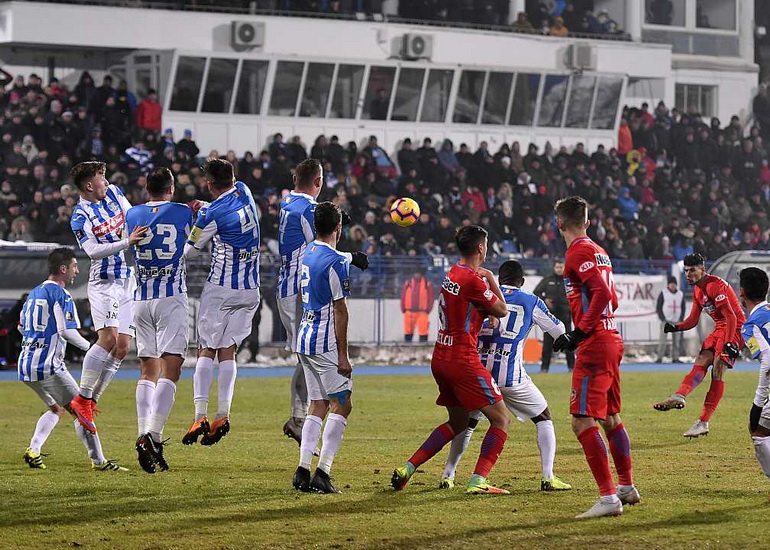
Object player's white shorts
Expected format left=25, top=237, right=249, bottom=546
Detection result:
left=198, top=282, right=260, bottom=349
left=24, top=369, right=79, bottom=408
left=470, top=377, right=548, bottom=423
left=299, top=349, right=353, bottom=402
left=134, top=294, right=189, bottom=358
left=88, top=278, right=135, bottom=335
left=277, top=293, right=302, bottom=352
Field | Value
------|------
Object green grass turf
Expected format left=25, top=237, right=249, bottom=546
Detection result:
left=1, top=370, right=769, bottom=549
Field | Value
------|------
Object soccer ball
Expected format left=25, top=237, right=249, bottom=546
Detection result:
left=390, top=198, right=421, bottom=227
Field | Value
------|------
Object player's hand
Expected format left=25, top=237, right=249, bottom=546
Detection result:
left=487, top=316, right=500, bottom=329
left=663, top=322, right=679, bottom=334
left=187, top=200, right=206, bottom=215
left=553, top=328, right=587, bottom=352
left=341, top=210, right=352, bottom=226
left=127, top=225, right=149, bottom=245
left=722, top=342, right=740, bottom=360
left=338, top=356, right=353, bottom=378
left=351, top=252, right=369, bottom=271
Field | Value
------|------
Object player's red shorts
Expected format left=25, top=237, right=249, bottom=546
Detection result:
left=432, top=348, right=503, bottom=412
left=702, top=329, right=745, bottom=368
left=570, top=333, right=624, bottom=420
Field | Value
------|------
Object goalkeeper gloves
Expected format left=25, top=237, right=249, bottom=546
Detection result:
left=351, top=252, right=369, bottom=271
left=663, top=322, right=680, bottom=333
left=553, top=328, right=587, bottom=352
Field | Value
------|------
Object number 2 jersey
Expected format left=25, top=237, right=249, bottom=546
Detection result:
left=187, top=181, right=261, bottom=290
left=125, top=201, right=192, bottom=300
left=563, top=236, right=619, bottom=340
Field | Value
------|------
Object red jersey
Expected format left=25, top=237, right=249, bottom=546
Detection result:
left=563, top=236, right=619, bottom=337
left=434, top=264, right=499, bottom=353
left=680, top=274, right=744, bottom=339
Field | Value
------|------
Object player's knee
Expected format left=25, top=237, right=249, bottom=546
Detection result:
left=50, top=404, right=66, bottom=417
left=532, top=408, right=552, bottom=423
left=97, top=331, right=117, bottom=352
left=571, top=415, right=593, bottom=435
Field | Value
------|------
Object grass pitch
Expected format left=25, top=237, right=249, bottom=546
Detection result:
left=2, top=369, right=769, bottom=549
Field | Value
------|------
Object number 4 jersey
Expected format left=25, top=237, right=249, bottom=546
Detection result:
left=126, top=201, right=192, bottom=300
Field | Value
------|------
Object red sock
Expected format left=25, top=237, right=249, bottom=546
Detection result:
left=676, top=365, right=708, bottom=397
left=408, top=423, right=455, bottom=468
left=606, top=423, right=634, bottom=486
left=473, top=427, right=508, bottom=478
left=700, top=379, right=725, bottom=422
left=577, top=426, right=615, bottom=496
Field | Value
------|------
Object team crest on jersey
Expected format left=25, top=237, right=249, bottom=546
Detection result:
left=65, top=311, right=74, bottom=321
left=570, top=387, right=577, bottom=403
left=579, top=261, right=594, bottom=273
left=563, top=278, right=573, bottom=294
left=74, top=229, right=85, bottom=241
left=594, top=253, right=611, bottom=267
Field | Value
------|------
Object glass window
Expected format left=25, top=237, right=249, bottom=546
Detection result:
left=537, top=74, right=569, bottom=127
left=420, top=69, right=453, bottom=123
left=233, top=60, right=269, bottom=115
left=509, top=73, right=540, bottom=126
left=645, top=0, right=685, bottom=26
left=591, top=76, right=623, bottom=129
left=391, top=68, right=425, bottom=122
left=201, top=58, right=238, bottom=113
left=481, top=72, right=513, bottom=125
left=675, top=83, right=716, bottom=117
left=453, top=70, right=485, bottom=124
left=299, top=63, right=334, bottom=118
left=269, top=61, right=304, bottom=116
left=330, top=64, right=364, bottom=119
left=169, top=56, right=205, bottom=112
left=362, top=66, right=396, bottom=120
left=696, top=0, right=736, bottom=30
left=565, top=75, right=597, bottom=129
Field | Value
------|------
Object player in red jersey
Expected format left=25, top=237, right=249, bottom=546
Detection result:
left=653, top=253, right=744, bottom=437
left=390, top=225, right=510, bottom=494
left=552, top=196, right=639, bottom=519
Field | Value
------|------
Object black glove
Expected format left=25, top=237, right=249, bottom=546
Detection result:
left=722, top=342, right=740, bottom=360
left=341, top=210, right=352, bottom=226
left=351, top=252, right=369, bottom=271
left=553, top=328, right=587, bottom=352
left=750, top=403, right=763, bottom=433
left=663, top=322, right=679, bottom=333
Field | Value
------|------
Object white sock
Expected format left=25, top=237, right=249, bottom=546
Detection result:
left=136, top=379, right=156, bottom=436
left=753, top=435, right=770, bottom=479
left=93, top=353, right=122, bottom=401
left=442, top=425, right=476, bottom=481
left=299, top=414, right=323, bottom=470
left=75, top=421, right=106, bottom=464
left=30, top=411, right=60, bottom=453
left=193, top=356, right=214, bottom=420
left=79, top=345, right=110, bottom=399
left=318, top=413, right=348, bottom=475
left=290, top=361, right=308, bottom=419
left=217, top=359, right=237, bottom=419
left=149, top=378, right=177, bottom=443
left=536, top=419, right=556, bottom=480
left=600, top=494, right=621, bottom=504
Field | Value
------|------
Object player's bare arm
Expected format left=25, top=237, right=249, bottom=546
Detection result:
left=334, top=297, right=352, bottom=378
left=476, top=268, right=507, bottom=317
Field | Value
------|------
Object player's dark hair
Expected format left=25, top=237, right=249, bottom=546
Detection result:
left=147, top=167, right=174, bottom=197
left=740, top=267, right=769, bottom=302
left=295, top=158, right=322, bottom=188
left=70, top=161, right=106, bottom=191
left=48, top=247, right=76, bottom=275
left=315, top=201, right=341, bottom=236
left=455, top=225, right=488, bottom=256
left=683, top=253, right=705, bottom=267
left=499, top=260, right=524, bottom=285
left=203, top=158, right=235, bottom=190
left=554, top=196, right=588, bottom=229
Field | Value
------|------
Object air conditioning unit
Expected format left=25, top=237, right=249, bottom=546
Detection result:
left=401, top=34, right=434, bottom=60
left=232, top=21, right=265, bottom=49
left=568, top=43, right=596, bottom=71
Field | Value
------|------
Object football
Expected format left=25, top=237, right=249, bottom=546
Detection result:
left=390, top=197, right=421, bottom=227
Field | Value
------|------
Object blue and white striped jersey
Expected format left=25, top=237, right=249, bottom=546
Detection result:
left=71, top=184, right=133, bottom=281
left=478, top=285, right=565, bottom=387
left=126, top=201, right=192, bottom=300
left=277, top=191, right=316, bottom=298
left=18, top=281, right=80, bottom=382
left=297, top=241, right=351, bottom=355
left=743, top=301, right=770, bottom=408
left=187, top=181, right=261, bottom=290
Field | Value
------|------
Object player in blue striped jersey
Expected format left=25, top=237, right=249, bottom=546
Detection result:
left=182, top=159, right=261, bottom=447
left=440, top=260, right=572, bottom=492
left=68, top=161, right=148, bottom=434
left=20, top=248, right=127, bottom=472
left=739, top=267, right=770, bottom=491
left=126, top=168, right=192, bottom=473
left=292, top=202, right=353, bottom=494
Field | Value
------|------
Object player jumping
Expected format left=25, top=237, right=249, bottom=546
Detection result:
left=439, top=260, right=572, bottom=492
left=126, top=168, right=192, bottom=473
left=391, top=225, right=511, bottom=495
left=20, top=248, right=126, bottom=472
left=553, top=196, right=639, bottom=518
left=653, top=253, right=744, bottom=438
left=182, top=159, right=261, bottom=446
left=68, top=161, right=148, bottom=433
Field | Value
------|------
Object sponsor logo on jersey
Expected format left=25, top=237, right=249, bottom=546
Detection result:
left=237, top=249, right=259, bottom=261
left=478, top=346, right=512, bottom=357
left=715, top=294, right=726, bottom=302
left=563, top=277, right=573, bottom=294
left=483, top=289, right=493, bottom=300
left=92, top=212, right=125, bottom=238
left=74, top=229, right=85, bottom=242
left=65, top=311, right=74, bottom=321
left=138, top=265, right=176, bottom=278
left=342, top=279, right=351, bottom=293
left=579, top=261, right=595, bottom=273
left=594, top=253, right=612, bottom=267
left=441, top=277, right=460, bottom=295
